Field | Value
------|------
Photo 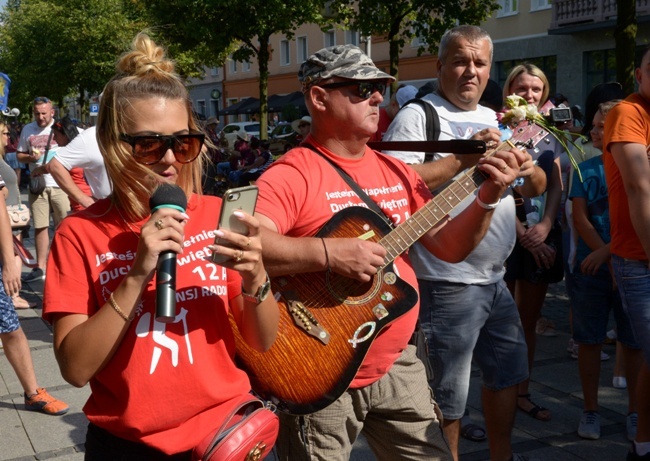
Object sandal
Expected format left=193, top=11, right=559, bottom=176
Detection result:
left=460, top=422, right=487, bottom=442
left=517, top=394, right=551, bottom=421
left=12, top=296, right=37, bottom=309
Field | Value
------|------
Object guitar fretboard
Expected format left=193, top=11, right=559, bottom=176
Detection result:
left=380, top=163, right=487, bottom=266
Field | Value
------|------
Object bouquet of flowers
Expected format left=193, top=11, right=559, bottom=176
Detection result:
left=497, top=94, right=584, bottom=181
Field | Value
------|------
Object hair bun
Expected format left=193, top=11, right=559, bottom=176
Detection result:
left=116, top=33, right=175, bottom=77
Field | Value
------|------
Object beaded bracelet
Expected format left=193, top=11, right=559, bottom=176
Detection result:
left=109, top=292, right=134, bottom=322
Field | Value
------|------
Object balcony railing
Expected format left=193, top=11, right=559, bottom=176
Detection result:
left=550, top=0, right=650, bottom=29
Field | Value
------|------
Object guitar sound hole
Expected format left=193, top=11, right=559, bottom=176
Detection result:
left=326, top=270, right=382, bottom=305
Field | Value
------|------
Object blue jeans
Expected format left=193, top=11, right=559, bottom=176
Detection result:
left=571, top=266, right=638, bottom=348
left=418, top=279, right=528, bottom=419
left=612, top=255, right=650, bottom=362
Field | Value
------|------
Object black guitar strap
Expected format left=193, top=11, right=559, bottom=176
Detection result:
left=304, top=143, right=394, bottom=228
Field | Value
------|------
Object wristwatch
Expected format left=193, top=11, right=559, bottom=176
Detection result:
left=241, top=273, right=271, bottom=304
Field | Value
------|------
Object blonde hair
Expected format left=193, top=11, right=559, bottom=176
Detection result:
left=503, top=63, right=550, bottom=107
left=598, top=99, right=621, bottom=118
left=97, top=32, right=204, bottom=221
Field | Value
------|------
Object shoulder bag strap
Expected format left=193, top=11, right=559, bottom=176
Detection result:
left=303, top=143, right=392, bottom=228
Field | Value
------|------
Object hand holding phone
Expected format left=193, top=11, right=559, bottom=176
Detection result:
left=212, top=185, right=259, bottom=264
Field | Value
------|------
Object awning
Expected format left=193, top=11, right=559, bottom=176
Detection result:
left=219, top=97, right=259, bottom=116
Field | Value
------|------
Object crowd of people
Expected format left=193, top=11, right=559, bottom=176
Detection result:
left=1, top=24, right=649, bottom=461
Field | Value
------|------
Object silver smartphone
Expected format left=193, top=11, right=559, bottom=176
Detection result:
left=212, top=185, right=259, bottom=264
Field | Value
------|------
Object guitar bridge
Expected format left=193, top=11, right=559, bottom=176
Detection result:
left=286, top=299, right=330, bottom=345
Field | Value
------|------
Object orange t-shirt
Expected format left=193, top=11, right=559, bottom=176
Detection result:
left=255, top=137, right=432, bottom=388
left=603, top=93, right=650, bottom=260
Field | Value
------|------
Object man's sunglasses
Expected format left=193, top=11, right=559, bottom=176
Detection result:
left=317, top=81, right=387, bottom=99
left=119, top=132, right=205, bottom=165
left=33, top=97, right=51, bottom=104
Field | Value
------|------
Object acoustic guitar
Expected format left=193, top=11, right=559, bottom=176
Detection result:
left=231, top=120, right=550, bottom=415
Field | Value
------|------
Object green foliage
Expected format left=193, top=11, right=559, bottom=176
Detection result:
left=330, top=0, right=498, bottom=90
left=0, top=0, right=145, bottom=117
left=141, top=0, right=332, bottom=137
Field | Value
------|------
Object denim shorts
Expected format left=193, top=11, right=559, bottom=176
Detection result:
left=612, top=255, right=650, bottom=362
left=0, top=267, right=20, bottom=334
left=418, top=279, right=528, bottom=420
left=570, top=267, right=638, bottom=348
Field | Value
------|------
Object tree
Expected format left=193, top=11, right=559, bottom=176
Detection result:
left=331, top=0, right=499, bottom=92
left=0, top=0, right=145, bottom=118
left=614, top=0, right=637, bottom=95
left=141, top=0, right=332, bottom=138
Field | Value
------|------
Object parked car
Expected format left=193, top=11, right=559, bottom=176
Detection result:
left=220, top=122, right=265, bottom=149
left=268, top=122, right=300, bottom=155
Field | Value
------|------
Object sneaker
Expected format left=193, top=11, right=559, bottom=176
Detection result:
left=24, top=388, right=69, bottom=415
left=601, top=350, right=610, bottom=361
left=628, top=412, right=638, bottom=442
left=628, top=444, right=650, bottom=460
left=21, top=267, right=45, bottom=283
left=614, top=376, right=628, bottom=389
left=605, top=329, right=617, bottom=345
left=578, top=411, right=601, bottom=439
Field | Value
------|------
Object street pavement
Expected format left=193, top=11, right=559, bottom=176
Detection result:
left=0, top=209, right=635, bottom=460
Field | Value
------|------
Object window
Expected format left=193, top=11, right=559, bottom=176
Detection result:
left=324, top=30, right=336, bottom=48
left=497, top=0, right=518, bottom=17
left=211, top=99, right=220, bottom=118
left=210, top=67, right=220, bottom=77
left=345, top=30, right=359, bottom=46
left=229, top=59, right=237, bottom=74
left=530, top=0, right=550, bottom=11
left=280, top=39, right=290, bottom=66
left=495, top=56, right=557, bottom=98
left=196, top=100, right=206, bottom=117
left=243, top=61, right=251, bottom=72
left=584, top=49, right=618, bottom=95
left=297, top=36, right=308, bottom=63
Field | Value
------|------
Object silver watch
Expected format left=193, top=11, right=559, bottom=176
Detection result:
left=241, top=273, right=271, bottom=304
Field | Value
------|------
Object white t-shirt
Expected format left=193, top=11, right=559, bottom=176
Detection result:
left=17, top=120, right=59, bottom=188
left=51, top=126, right=111, bottom=199
left=383, top=92, right=516, bottom=284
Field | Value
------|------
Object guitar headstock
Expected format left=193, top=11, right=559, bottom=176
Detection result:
left=505, top=99, right=554, bottom=151
left=509, top=121, right=550, bottom=151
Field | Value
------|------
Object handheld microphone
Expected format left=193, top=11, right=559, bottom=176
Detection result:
left=149, top=184, right=188, bottom=323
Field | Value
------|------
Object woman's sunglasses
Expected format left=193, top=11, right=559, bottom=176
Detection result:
left=317, top=80, right=387, bottom=99
left=119, top=132, right=205, bottom=165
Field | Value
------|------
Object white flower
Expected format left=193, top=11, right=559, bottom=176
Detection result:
left=510, top=106, right=527, bottom=122
left=525, top=105, right=540, bottom=119
left=506, top=94, right=526, bottom=109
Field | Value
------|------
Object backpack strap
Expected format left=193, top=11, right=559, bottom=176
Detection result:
left=400, top=98, right=440, bottom=162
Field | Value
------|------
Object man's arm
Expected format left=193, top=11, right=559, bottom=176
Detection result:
left=257, top=214, right=386, bottom=283
left=417, top=147, right=523, bottom=262
left=47, top=158, right=95, bottom=208
left=409, top=154, right=484, bottom=190
left=611, top=141, right=650, bottom=260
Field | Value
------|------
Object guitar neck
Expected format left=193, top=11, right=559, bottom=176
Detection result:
left=379, top=141, right=513, bottom=266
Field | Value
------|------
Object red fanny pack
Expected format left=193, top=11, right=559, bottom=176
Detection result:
left=192, top=397, right=279, bottom=461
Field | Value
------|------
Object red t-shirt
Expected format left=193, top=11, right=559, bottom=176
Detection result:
left=603, top=93, right=650, bottom=260
left=255, top=137, right=432, bottom=388
left=43, top=194, right=254, bottom=454
left=68, top=167, right=92, bottom=211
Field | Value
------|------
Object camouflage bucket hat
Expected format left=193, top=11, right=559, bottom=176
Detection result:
left=299, top=45, right=395, bottom=90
